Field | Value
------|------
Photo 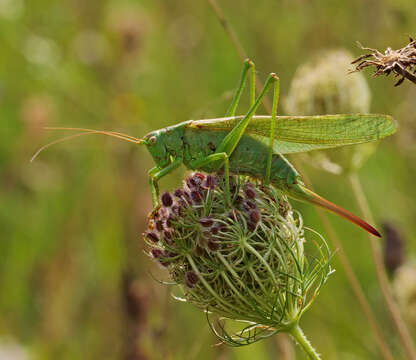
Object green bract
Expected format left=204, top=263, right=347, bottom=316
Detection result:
left=144, top=172, right=333, bottom=346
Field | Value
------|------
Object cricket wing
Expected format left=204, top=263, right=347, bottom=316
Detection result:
left=190, top=114, right=396, bottom=154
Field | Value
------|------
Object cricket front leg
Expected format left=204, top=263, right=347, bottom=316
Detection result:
left=189, top=153, right=231, bottom=206
left=148, top=159, right=182, bottom=208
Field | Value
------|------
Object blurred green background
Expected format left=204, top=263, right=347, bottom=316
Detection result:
left=1, top=0, right=415, bottom=359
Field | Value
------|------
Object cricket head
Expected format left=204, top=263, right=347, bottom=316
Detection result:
left=142, top=129, right=169, bottom=167
left=142, top=122, right=187, bottom=168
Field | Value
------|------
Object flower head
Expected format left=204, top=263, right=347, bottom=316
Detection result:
left=285, top=49, right=375, bottom=174
left=144, top=172, right=332, bottom=345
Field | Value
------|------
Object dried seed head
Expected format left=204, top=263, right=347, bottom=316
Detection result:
left=143, top=172, right=332, bottom=345
left=350, top=38, right=416, bottom=87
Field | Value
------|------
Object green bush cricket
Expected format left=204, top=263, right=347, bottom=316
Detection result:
left=34, top=59, right=396, bottom=237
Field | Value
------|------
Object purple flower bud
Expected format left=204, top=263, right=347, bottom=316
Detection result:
left=187, top=175, right=202, bottom=189
left=235, top=195, right=244, bottom=204
left=161, top=191, right=173, bottom=207
left=203, top=174, right=218, bottom=189
left=219, top=223, right=227, bottom=232
left=166, top=216, right=173, bottom=228
left=242, top=200, right=257, bottom=211
left=194, top=246, right=205, bottom=257
left=207, top=238, right=219, bottom=251
left=249, top=209, right=261, bottom=224
left=185, top=271, right=199, bottom=288
left=182, top=191, right=192, bottom=205
left=191, top=190, right=203, bottom=203
left=171, top=204, right=182, bottom=217
left=174, top=188, right=184, bottom=198
left=145, top=231, right=159, bottom=243
left=247, top=222, right=257, bottom=232
left=227, top=211, right=237, bottom=222
left=247, top=200, right=257, bottom=209
left=155, top=206, right=168, bottom=220
left=151, top=249, right=163, bottom=258
left=163, top=229, right=173, bottom=241
left=244, top=184, right=257, bottom=199
left=210, top=226, right=219, bottom=235
left=199, top=217, right=214, bottom=227
left=155, top=220, right=164, bottom=231
left=163, top=250, right=177, bottom=258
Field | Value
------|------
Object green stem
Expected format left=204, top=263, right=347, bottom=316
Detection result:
left=288, top=324, right=321, bottom=360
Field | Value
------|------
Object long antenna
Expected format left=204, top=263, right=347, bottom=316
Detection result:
left=31, top=127, right=144, bottom=162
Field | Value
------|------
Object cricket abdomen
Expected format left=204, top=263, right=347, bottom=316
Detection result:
left=182, top=128, right=302, bottom=191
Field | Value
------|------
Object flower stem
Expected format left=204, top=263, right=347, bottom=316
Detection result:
left=288, top=324, right=321, bottom=360
left=349, top=173, right=416, bottom=360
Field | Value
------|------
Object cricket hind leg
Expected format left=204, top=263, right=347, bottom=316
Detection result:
left=226, top=59, right=256, bottom=117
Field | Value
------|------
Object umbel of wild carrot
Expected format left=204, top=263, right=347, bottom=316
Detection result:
left=284, top=49, right=375, bottom=175
left=144, top=172, right=333, bottom=359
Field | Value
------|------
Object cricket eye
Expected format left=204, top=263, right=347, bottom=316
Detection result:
left=148, top=136, right=157, bottom=145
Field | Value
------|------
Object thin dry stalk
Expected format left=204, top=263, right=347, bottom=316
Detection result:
left=349, top=173, right=416, bottom=360
left=206, top=2, right=394, bottom=359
